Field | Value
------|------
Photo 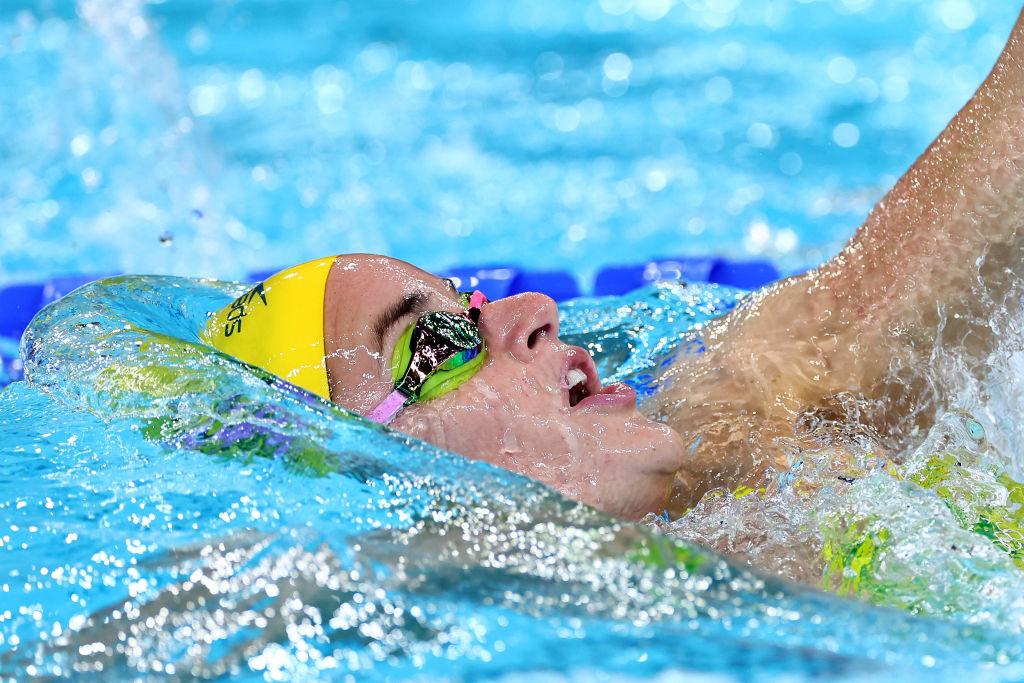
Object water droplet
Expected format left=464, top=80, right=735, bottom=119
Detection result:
left=965, top=418, right=984, bottom=441
left=832, top=122, right=860, bottom=148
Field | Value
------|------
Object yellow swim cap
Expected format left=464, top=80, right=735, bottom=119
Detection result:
left=201, top=256, right=337, bottom=400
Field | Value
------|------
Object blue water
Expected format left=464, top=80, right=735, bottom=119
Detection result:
left=6, top=1, right=1024, bottom=680
left=3, top=275, right=1023, bottom=680
left=1, top=1, right=1020, bottom=284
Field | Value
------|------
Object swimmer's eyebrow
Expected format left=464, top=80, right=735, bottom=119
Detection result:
left=372, top=290, right=429, bottom=352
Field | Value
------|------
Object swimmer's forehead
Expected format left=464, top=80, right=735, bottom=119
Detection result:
left=324, top=254, right=459, bottom=343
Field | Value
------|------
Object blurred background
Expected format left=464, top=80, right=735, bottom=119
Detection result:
left=1, top=0, right=1019, bottom=288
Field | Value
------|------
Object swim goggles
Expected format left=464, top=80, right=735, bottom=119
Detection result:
left=367, top=290, right=489, bottom=424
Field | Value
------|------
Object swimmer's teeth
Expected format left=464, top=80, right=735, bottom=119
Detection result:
left=566, top=368, right=587, bottom=389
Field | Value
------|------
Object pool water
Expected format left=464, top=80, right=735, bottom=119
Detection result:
left=6, top=0, right=1024, bottom=680
left=4, top=275, right=1024, bottom=681
left=1, top=1, right=1019, bottom=283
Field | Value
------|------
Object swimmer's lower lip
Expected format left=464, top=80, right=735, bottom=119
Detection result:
left=575, top=382, right=636, bottom=411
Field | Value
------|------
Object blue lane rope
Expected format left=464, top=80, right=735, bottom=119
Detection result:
left=0, top=256, right=783, bottom=385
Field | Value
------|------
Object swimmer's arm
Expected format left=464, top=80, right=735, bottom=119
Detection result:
left=831, top=8, right=1024, bottom=332
left=661, top=9, right=1024, bottom=505
left=756, top=9, right=1024, bottom=399
left=805, top=7, right=1024, bottom=403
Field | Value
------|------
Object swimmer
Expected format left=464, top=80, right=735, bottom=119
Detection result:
left=204, top=8, right=1024, bottom=521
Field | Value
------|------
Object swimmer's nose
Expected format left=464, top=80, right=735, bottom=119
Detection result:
left=479, top=292, right=559, bottom=361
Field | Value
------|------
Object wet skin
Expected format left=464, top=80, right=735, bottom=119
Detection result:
left=321, top=8, right=1024, bottom=521
left=322, top=254, right=685, bottom=521
left=654, top=7, right=1024, bottom=513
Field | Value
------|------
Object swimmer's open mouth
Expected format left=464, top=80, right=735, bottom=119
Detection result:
left=562, top=347, right=638, bottom=411
left=562, top=348, right=600, bottom=407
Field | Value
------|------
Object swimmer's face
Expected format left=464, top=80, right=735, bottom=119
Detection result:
left=323, top=254, right=685, bottom=520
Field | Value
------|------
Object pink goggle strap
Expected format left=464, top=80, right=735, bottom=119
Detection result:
left=366, top=389, right=407, bottom=424
left=468, top=290, right=488, bottom=309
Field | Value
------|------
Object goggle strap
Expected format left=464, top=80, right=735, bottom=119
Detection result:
left=366, top=389, right=407, bottom=424
left=468, top=290, right=488, bottom=309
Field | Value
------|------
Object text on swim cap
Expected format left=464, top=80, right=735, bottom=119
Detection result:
left=223, top=283, right=267, bottom=338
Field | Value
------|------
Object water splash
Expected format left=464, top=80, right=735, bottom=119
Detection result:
left=2, top=276, right=1024, bottom=678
